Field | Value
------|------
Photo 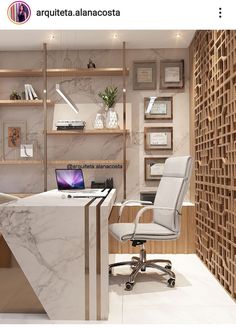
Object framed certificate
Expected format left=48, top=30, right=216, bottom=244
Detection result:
left=144, top=127, right=173, bottom=151
left=160, top=60, right=184, bottom=89
left=133, top=61, right=157, bottom=90
left=145, top=157, right=168, bottom=181
left=165, top=67, right=180, bottom=82
left=144, top=97, right=173, bottom=120
left=149, top=133, right=168, bottom=146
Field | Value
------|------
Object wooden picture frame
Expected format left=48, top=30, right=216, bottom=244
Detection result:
left=145, top=157, right=168, bottom=181
left=144, top=127, right=173, bottom=151
left=2, top=121, right=27, bottom=160
left=160, top=60, right=184, bottom=89
left=133, top=60, right=157, bottom=90
left=144, top=96, right=173, bottom=120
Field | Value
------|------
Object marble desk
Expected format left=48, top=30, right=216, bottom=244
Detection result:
left=0, top=189, right=116, bottom=320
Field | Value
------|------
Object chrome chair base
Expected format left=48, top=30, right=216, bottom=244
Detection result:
left=109, top=246, right=176, bottom=291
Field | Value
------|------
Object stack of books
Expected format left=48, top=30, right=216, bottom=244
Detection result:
left=24, top=84, right=38, bottom=100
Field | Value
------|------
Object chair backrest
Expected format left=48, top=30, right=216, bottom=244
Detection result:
left=153, top=156, right=192, bottom=233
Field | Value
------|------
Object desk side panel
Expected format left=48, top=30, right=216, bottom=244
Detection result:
left=100, top=189, right=116, bottom=320
left=0, top=205, right=86, bottom=320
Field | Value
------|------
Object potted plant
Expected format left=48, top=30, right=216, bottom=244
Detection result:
left=98, top=86, right=119, bottom=129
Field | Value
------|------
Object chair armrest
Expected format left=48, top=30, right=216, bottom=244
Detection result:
left=117, top=200, right=152, bottom=222
left=132, top=206, right=176, bottom=239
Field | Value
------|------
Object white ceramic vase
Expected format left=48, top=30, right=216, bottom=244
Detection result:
left=106, top=107, right=119, bottom=129
left=94, top=113, right=104, bottom=129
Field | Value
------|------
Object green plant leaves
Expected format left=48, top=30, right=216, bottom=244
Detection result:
left=98, top=86, right=118, bottom=108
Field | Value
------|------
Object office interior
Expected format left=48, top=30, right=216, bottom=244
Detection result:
left=0, top=30, right=235, bottom=324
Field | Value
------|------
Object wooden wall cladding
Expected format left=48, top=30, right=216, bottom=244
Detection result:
left=109, top=205, right=195, bottom=254
left=191, top=30, right=236, bottom=300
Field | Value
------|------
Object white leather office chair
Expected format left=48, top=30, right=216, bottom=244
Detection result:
left=109, top=156, right=192, bottom=290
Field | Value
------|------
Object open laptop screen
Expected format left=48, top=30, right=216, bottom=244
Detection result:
left=55, top=169, right=85, bottom=190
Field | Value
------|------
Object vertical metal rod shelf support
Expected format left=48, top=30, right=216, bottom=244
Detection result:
left=122, top=41, right=127, bottom=200
left=43, top=43, right=47, bottom=191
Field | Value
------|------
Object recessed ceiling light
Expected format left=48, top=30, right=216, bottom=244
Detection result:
left=113, top=33, right=118, bottom=39
left=176, top=32, right=181, bottom=39
left=49, top=34, right=55, bottom=41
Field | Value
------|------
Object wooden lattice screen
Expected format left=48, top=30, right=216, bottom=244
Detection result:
left=191, top=30, right=236, bottom=299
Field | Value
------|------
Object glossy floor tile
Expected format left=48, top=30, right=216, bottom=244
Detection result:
left=0, top=254, right=235, bottom=324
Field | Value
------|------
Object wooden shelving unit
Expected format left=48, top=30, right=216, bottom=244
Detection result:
left=0, top=43, right=128, bottom=199
left=0, top=100, right=53, bottom=107
left=47, top=129, right=129, bottom=136
left=191, top=30, right=236, bottom=300
left=44, top=42, right=128, bottom=199
left=0, top=68, right=129, bottom=78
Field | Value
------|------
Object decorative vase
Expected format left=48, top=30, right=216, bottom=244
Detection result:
left=105, top=107, right=119, bottom=129
left=94, top=112, right=104, bottom=129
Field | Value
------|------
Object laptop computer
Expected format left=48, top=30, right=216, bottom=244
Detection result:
left=55, top=169, right=109, bottom=197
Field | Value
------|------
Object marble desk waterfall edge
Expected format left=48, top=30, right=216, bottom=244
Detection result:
left=0, top=189, right=116, bottom=320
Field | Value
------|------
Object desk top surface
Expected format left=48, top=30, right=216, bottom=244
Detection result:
left=1, top=189, right=115, bottom=207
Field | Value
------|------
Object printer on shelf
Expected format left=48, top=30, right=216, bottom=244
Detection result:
left=56, top=120, right=86, bottom=131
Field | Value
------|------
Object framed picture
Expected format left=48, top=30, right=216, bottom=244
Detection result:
left=160, top=60, right=184, bottom=89
left=144, top=97, right=173, bottom=120
left=2, top=121, right=26, bottom=160
left=133, top=61, right=157, bottom=90
left=145, top=157, right=168, bottom=181
left=144, top=127, right=173, bottom=151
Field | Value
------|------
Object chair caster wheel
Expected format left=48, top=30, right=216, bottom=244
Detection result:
left=165, top=264, right=172, bottom=270
left=141, top=266, right=146, bottom=272
left=167, top=278, right=175, bottom=287
left=125, top=282, right=134, bottom=291
left=109, top=268, right=112, bottom=275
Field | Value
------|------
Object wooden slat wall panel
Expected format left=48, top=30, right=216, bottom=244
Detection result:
left=109, top=205, right=195, bottom=254
left=191, top=30, right=236, bottom=300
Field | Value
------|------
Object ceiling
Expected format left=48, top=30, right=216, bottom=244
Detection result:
left=0, top=30, right=195, bottom=50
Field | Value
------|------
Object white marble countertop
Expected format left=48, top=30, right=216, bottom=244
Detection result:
left=0, top=190, right=94, bottom=207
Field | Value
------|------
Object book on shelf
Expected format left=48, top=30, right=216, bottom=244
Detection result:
left=24, top=84, right=38, bottom=100
left=24, top=84, right=29, bottom=100
left=28, top=84, right=38, bottom=100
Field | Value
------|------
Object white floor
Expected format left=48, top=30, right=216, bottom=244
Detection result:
left=0, top=254, right=236, bottom=324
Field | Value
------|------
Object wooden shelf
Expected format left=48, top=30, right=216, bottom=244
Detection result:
left=48, top=160, right=126, bottom=166
left=0, top=69, right=42, bottom=77
left=0, top=68, right=129, bottom=78
left=0, top=160, right=43, bottom=165
left=0, top=100, right=53, bottom=107
left=47, top=129, right=129, bottom=136
left=47, top=68, right=129, bottom=77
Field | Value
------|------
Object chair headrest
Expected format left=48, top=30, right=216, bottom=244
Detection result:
left=163, top=156, right=192, bottom=178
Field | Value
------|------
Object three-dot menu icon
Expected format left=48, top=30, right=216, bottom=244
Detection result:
left=219, top=7, right=222, bottom=18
